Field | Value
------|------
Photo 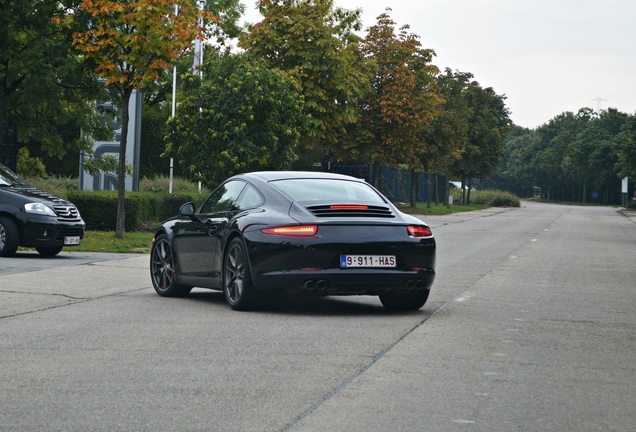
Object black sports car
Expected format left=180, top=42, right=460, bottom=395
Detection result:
left=0, top=162, right=85, bottom=257
left=150, top=171, right=436, bottom=311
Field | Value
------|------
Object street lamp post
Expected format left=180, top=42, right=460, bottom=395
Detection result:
left=170, top=1, right=206, bottom=194
left=169, top=4, right=178, bottom=194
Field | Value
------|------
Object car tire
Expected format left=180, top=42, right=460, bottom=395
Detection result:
left=223, top=237, right=258, bottom=311
left=379, top=290, right=430, bottom=311
left=150, top=234, right=192, bottom=297
left=0, top=216, right=19, bottom=257
left=35, top=246, right=63, bottom=257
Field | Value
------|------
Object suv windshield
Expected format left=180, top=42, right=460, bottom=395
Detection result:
left=0, top=162, right=25, bottom=187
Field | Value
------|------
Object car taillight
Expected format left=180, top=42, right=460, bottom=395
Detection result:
left=407, top=226, right=432, bottom=237
left=261, top=225, right=318, bottom=237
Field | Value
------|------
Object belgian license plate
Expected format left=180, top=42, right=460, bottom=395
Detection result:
left=340, top=255, right=396, bottom=268
left=64, top=236, right=81, bottom=245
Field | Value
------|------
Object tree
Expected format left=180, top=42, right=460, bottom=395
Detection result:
left=421, top=69, right=473, bottom=206
left=240, top=0, right=371, bottom=155
left=0, top=0, right=108, bottom=171
left=615, top=115, right=636, bottom=181
left=563, top=108, right=629, bottom=202
left=532, top=109, right=594, bottom=200
left=166, top=51, right=306, bottom=186
left=483, top=127, right=538, bottom=197
left=485, top=108, right=635, bottom=204
left=66, top=0, right=214, bottom=238
left=450, top=81, right=512, bottom=202
left=358, top=9, right=442, bottom=198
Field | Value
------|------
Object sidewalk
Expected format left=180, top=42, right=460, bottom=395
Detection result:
left=0, top=255, right=149, bottom=318
left=619, top=208, right=636, bottom=224
left=413, top=206, right=516, bottom=229
left=420, top=204, right=636, bottom=228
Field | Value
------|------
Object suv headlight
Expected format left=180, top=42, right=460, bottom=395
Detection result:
left=24, top=203, right=57, bottom=217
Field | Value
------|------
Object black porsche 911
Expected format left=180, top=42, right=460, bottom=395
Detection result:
left=150, top=171, right=436, bottom=311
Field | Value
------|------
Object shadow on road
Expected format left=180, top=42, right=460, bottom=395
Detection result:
left=185, top=289, right=432, bottom=317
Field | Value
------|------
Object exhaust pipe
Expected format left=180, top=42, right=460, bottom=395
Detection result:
left=415, top=279, right=424, bottom=289
left=406, top=279, right=415, bottom=289
left=304, top=280, right=316, bottom=290
left=316, top=280, right=327, bottom=290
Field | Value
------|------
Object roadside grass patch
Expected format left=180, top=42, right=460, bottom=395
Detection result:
left=76, top=231, right=154, bottom=253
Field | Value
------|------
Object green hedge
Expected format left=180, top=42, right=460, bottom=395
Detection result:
left=465, top=189, right=521, bottom=207
left=67, top=191, right=205, bottom=231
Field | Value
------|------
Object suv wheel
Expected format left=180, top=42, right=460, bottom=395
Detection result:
left=0, top=216, right=19, bottom=257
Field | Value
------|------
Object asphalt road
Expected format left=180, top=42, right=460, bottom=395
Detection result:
left=0, top=201, right=634, bottom=431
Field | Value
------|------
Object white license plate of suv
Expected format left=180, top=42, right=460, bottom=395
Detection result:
left=64, top=236, right=81, bottom=245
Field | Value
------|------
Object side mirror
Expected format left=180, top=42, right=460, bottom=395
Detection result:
left=179, top=202, right=195, bottom=217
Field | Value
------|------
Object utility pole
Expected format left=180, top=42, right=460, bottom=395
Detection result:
left=169, top=1, right=206, bottom=194
left=193, top=0, right=206, bottom=77
left=591, top=97, right=608, bottom=113
left=169, top=4, right=178, bottom=194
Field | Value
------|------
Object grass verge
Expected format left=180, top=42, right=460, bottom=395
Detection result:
left=75, top=231, right=155, bottom=254
left=396, top=202, right=488, bottom=215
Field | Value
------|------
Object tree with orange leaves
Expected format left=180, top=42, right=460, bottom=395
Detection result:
left=61, top=0, right=215, bottom=238
left=359, top=9, right=443, bottom=193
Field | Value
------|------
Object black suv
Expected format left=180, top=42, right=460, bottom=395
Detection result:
left=0, top=162, right=85, bottom=257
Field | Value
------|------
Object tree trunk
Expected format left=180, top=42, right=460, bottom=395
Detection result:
left=0, top=95, right=15, bottom=169
left=115, top=88, right=133, bottom=239
left=460, top=174, right=467, bottom=205
left=372, top=160, right=381, bottom=188
left=409, top=169, right=417, bottom=208
left=445, top=173, right=450, bottom=208
left=426, top=173, right=432, bottom=208
left=434, top=174, right=439, bottom=206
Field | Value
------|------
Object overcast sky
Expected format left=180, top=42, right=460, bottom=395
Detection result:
left=240, top=0, right=636, bottom=129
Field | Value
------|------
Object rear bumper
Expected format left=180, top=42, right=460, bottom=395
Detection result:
left=244, top=223, right=436, bottom=296
left=253, top=268, right=435, bottom=296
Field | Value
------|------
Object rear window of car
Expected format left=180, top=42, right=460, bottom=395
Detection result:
left=270, top=178, right=386, bottom=203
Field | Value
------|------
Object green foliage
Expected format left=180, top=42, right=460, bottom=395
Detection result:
left=449, top=81, right=512, bottom=182
left=68, top=190, right=206, bottom=231
left=486, top=108, right=635, bottom=204
left=66, top=0, right=215, bottom=237
left=28, top=175, right=208, bottom=230
left=468, top=190, right=520, bottom=207
left=16, top=148, right=47, bottom=178
left=396, top=202, right=487, bottom=215
left=139, top=102, right=172, bottom=179
left=139, top=175, right=209, bottom=195
left=3, top=0, right=527, bottom=208
left=27, top=174, right=204, bottom=197
left=0, top=0, right=108, bottom=166
left=240, top=0, right=371, bottom=151
left=166, top=51, right=306, bottom=187
left=76, top=231, right=154, bottom=253
left=68, top=191, right=137, bottom=231
left=614, top=115, right=636, bottom=180
left=357, top=10, right=442, bottom=176
left=20, top=175, right=79, bottom=198
left=422, top=69, right=472, bottom=173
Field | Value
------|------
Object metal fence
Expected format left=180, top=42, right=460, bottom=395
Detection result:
left=319, top=163, right=448, bottom=203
